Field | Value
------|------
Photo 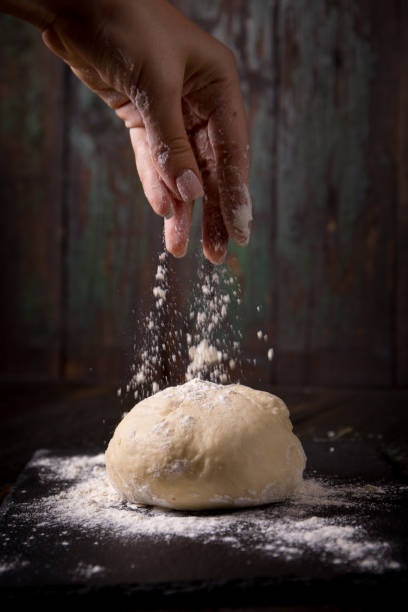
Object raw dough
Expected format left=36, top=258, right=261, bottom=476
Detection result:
left=105, top=378, right=306, bottom=510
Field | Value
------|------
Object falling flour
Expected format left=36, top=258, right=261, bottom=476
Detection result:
left=122, top=251, right=245, bottom=401
left=0, top=452, right=403, bottom=577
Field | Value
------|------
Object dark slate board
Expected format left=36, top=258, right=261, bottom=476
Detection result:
left=0, top=440, right=407, bottom=611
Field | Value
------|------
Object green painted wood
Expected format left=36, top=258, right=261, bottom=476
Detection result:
left=64, top=77, right=164, bottom=380
left=397, top=0, right=408, bottom=386
left=275, top=0, right=399, bottom=385
left=0, top=1, right=406, bottom=387
left=0, top=15, right=63, bottom=379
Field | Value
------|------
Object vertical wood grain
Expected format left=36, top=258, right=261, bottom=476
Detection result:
left=64, top=78, right=164, bottom=380
left=275, top=0, right=399, bottom=385
left=0, top=15, right=63, bottom=379
left=397, top=0, right=408, bottom=385
left=0, top=2, right=406, bottom=387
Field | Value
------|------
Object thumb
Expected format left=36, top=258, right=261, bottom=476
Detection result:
left=132, top=83, right=204, bottom=203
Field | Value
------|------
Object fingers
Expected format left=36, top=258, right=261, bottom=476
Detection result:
left=164, top=199, right=193, bottom=258
left=202, top=195, right=229, bottom=265
left=129, top=127, right=174, bottom=219
left=42, top=19, right=205, bottom=261
left=43, top=23, right=237, bottom=262
left=115, top=101, right=143, bottom=128
left=131, top=125, right=193, bottom=259
left=130, top=125, right=192, bottom=257
left=207, top=80, right=252, bottom=247
left=130, top=81, right=205, bottom=205
left=192, top=126, right=228, bottom=264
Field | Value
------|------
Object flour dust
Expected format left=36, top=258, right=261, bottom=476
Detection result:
left=1, top=452, right=403, bottom=578
left=118, top=250, right=270, bottom=404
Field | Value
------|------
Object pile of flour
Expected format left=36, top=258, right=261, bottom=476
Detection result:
left=1, top=452, right=403, bottom=577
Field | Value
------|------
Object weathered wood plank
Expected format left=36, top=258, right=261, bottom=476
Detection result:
left=0, top=15, right=63, bottom=379
left=64, top=77, right=164, bottom=380
left=397, top=0, right=408, bottom=386
left=0, top=2, right=405, bottom=388
left=275, top=0, right=399, bottom=385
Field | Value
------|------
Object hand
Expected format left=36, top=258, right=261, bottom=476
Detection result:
left=3, top=0, right=252, bottom=262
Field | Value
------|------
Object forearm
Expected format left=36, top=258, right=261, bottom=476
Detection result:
left=0, top=1, right=71, bottom=29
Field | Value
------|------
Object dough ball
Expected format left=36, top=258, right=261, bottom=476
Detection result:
left=105, top=379, right=306, bottom=510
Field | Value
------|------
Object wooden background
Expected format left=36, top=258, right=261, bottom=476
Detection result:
left=0, top=0, right=407, bottom=388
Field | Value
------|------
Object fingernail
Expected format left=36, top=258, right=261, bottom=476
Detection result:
left=164, top=202, right=174, bottom=220
left=232, top=184, right=253, bottom=246
left=173, top=239, right=189, bottom=259
left=213, top=249, right=227, bottom=265
left=212, top=241, right=227, bottom=264
left=176, top=169, right=204, bottom=202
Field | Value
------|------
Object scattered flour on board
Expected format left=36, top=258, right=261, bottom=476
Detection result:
left=75, top=562, right=105, bottom=579
left=3, top=257, right=402, bottom=580
left=1, top=452, right=403, bottom=577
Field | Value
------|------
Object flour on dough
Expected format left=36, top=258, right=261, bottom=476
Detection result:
left=105, top=378, right=306, bottom=510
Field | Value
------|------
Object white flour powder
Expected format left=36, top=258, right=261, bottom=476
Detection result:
left=120, top=249, right=276, bottom=401
left=2, top=452, right=402, bottom=577
left=123, top=252, right=244, bottom=400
